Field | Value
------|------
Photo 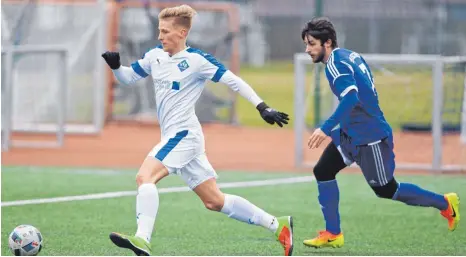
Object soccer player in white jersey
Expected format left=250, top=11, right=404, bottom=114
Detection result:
left=101, top=5, right=293, bottom=256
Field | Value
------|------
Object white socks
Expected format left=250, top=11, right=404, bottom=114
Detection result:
left=135, top=183, right=159, bottom=243
left=134, top=187, right=277, bottom=243
left=220, top=194, right=278, bottom=233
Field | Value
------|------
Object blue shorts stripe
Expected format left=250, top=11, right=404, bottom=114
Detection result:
left=131, top=61, right=149, bottom=78
left=155, top=130, right=189, bottom=161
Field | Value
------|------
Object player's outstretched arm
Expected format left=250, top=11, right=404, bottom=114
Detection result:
left=255, top=102, right=289, bottom=128
left=219, top=71, right=289, bottom=127
left=197, top=51, right=288, bottom=127
left=101, top=51, right=148, bottom=86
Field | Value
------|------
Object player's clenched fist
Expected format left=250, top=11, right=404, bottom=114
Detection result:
left=256, top=102, right=289, bottom=127
left=101, top=51, right=121, bottom=70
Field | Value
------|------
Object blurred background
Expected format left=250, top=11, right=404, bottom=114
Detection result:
left=1, top=0, right=466, bottom=171
left=2, top=1, right=466, bottom=256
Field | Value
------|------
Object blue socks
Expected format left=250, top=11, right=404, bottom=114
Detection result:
left=393, top=182, right=448, bottom=211
left=317, top=180, right=341, bottom=234
left=317, top=180, right=448, bottom=236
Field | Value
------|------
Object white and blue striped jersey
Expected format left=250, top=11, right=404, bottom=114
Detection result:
left=112, top=45, right=262, bottom=149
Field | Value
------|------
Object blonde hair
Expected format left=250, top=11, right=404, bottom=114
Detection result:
left=158, top=5, right=197, bottom=29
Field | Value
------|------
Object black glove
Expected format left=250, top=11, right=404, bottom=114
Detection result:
left=256, top=102, right=289, bottom=127
left=101, top=51, right=121, bottom=70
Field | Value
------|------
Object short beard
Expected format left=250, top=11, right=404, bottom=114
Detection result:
left=313, top=47, right=325, bottom=63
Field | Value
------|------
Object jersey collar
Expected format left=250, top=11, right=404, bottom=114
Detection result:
left=325, top=47, right=340, bottom=64
left=168, top=46, right=190, bottom=59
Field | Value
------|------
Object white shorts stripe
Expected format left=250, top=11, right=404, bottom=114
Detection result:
left=375, top=144, right=388, bottom=185
left=370, top=145, right=383, bottom=185
left=337, top=145, right=353, bottom=166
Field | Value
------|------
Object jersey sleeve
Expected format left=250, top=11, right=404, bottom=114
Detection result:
left=112, top=66, right=145, bottom=85
left=198, top=53, right=227, bottom=83
left=326, top=58, right=358, bottom=99
left=219, top=70, right=263, bottom=106
left=130, top=51, right=152, bottom=78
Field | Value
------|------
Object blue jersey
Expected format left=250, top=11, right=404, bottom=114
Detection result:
left=324, top=48, right=392, bottom=145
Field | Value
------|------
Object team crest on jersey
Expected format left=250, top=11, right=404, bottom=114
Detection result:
left=177, top=60, right=190, bottom=72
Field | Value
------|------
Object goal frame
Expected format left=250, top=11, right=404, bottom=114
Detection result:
left=2, top=0, right=108, bottom=135
left=2, top=45, right=68, bottom=151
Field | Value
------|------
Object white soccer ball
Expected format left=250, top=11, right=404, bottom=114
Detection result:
left=8, top=225, right=43, bottom=256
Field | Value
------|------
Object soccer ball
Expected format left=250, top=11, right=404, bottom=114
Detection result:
left=8, top=225, right=43, bottom=256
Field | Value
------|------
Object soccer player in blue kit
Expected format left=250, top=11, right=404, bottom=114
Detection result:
left=300, top=17, right=460, bottom=248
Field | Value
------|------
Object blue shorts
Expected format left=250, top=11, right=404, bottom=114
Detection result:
left=330, top=129, right=396, bottom=187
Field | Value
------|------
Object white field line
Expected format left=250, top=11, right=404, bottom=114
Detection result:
left=2, top=176, right=315, bottom=207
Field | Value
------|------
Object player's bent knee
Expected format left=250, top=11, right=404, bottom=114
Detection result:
left=202, top=191, right=225, bottom=211
left=313, top=163, right=336, bottom=182
left=135, top=173, right=151, bottom=186
left=193, top=178, right=225, bottom=212
left=203, top=200, right=223, bottom=212
left=371, top=178, right=398, bottom=199
left=136, top=157, right=169, bottom=186
left=202, top=194, right=224, bottom=211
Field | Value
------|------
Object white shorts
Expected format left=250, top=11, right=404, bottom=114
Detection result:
left=147, top=130, right=217, bottom=189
